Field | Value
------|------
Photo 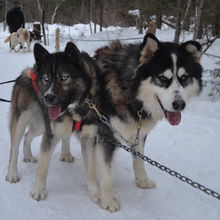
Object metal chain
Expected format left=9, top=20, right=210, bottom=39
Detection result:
left=115, top=141, right=220, bottom=200
left=85, top=98, right=138, bottom=149
left=85, top=97, right=220, bottom=201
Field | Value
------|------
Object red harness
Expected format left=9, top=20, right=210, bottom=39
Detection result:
left=29, top=69, right=82, bottom=131
left=30, top=71, right=38, bottom=93
left=72, top=120, right=83, bottom=131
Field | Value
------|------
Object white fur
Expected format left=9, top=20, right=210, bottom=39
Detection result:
left=5, top=28, right=31, bottom=52
left=137, top=53, right=201, bottom=113
left=6, top=102, right=74, bottom=184
left=162, top=69, right=173, bottom=79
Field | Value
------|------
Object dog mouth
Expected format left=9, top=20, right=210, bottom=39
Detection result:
left=48, top=105, right=62, bottom=120
left=164, top=111, right=181, bottom=126
left=156, top=96, right=181, bottom=126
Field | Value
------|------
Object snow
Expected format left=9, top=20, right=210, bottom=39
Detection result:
left=0, top=23, right=219, bottom=220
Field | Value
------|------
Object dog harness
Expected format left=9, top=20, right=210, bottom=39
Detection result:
left=29, top=69, right=82, bottom=131
left=30, top=70, right=38, bottom=93
left=72, top=120, right=83, bottom=131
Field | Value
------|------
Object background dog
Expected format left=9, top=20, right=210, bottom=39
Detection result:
left=17, top=27, right=31, bottom=51
left=80, top=33, right=203, bottom=212
left=4, top=27, right=31, bottom=52
left=4, top=32, right=24, bottom=52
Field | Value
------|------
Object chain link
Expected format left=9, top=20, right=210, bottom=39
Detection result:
left=85, top=97, right=220, bottom=201
left=116, top=142, right=220, bottom=200
left=85, top=98, right=137, bottom=148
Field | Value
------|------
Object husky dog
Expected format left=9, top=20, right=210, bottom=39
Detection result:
left=4, top=32, right=23, bottom=52
left=79, top=33, right=203, bottom=212
left=17, top=27, right=31, bottom=51
left=6, top=42, right=98, bottom=200
left=4, top=27, right=31, bottom=52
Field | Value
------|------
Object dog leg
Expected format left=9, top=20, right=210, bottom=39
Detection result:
left=6, top=113, right=30, bottom=183
left=30, top=133, right=58, bottom=201
left=96, top=143, right=120, bottom=212
left=22, top=43, right=25, bottom=53
left=132, top=137, right=155, bottom=189
left=59, top=136, right=74, bottom=163
left=23, top=121, right=43, bottom=162
left=23, top=130, right=38, bottom=163
left=81, top=136, right=100, bottom=203
left=27, top=42, right=31, bottom=52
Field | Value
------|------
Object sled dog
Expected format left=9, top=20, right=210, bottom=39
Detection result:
left=4, top=27, right=31, bottom=52
left=79, top=33, right=203, bottom=212
left=6, top=42, right=98, bottom=200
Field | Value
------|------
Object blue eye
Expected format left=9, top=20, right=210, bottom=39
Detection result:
left=42, top=74, right=49, bottom=81
left=60, top=75, right=69, bottom=81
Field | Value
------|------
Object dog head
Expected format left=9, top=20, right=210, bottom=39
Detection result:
left=135, top=33, right=203, bottom=125
left=33, top=42, right=92, bottom=120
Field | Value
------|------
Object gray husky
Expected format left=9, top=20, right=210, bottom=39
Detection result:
left=6, top=42, right=98, bottom=200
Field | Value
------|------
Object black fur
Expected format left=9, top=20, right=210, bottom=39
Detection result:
left=6, top=6, right=25, bottom=33
left=93, top=34, right=203, bottom=167
left=33, top=43, right=92, bottom=117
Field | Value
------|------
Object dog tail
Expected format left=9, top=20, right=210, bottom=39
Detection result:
left=4, top=35, right=11, bottom=43
left=94, top=41, right=123, bottom=61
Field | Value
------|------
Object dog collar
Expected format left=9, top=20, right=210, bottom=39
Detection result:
left=30, top=70, right=38, bottom=93
left=72, top=120, right=83, bottom=131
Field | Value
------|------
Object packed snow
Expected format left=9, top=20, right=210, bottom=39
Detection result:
left=0, top=23, right=219, bottom=220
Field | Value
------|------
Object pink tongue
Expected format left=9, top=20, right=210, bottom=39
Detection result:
left=48, top=105, right=61, bottom=120
left=165, top=111, right=181, bottom=126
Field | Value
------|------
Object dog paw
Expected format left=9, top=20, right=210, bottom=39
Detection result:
left=59, top=153, right=75, bottom=163
left=23, top=156, right=37, bottom=163
left=6, top=172, right=20, bottom=183
left=30, top=188, right=48, bottom=201
left=136, top=178, right=156, bottom=189
left=88, top=182, right=100, bottom=203
left=100, top=196, right=120, bottom=212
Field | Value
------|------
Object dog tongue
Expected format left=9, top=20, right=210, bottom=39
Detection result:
left=165, top=111, right=181, bottom=126
left=48, top=105, right=61, bottom=120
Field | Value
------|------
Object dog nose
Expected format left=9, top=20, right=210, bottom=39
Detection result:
left=44, top=94, right=57, bottom=104
left=172, top=100, right=185, bottom=111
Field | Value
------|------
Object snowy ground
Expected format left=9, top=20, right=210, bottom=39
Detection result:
left=0, top=23, right=219, bottom=220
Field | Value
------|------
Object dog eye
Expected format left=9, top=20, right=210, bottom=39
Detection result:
left=158, top=76, right=168, bottom=82
left=60, top=75, right=69, bottom=81
left=180, top=74, right=189, bottom=82
left=42, top=74, right=49, bottom=81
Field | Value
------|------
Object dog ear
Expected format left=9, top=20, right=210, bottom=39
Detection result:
left=181, top=41, right=202, bottom=63
left=139, top=33, right=160, bottom=63
left=34, top=43, right=49, bottom=65
left=64, top=42, right=82, bottom=64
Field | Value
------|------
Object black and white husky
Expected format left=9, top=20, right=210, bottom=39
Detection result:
left=79, top=33, right=203, bottom=212
left=6, top=42, right=98, bottom=200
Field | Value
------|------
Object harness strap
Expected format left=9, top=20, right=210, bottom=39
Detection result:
left=30, top=71, right=38, bottom=93
left=72, top=120, right=83, bottom=131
